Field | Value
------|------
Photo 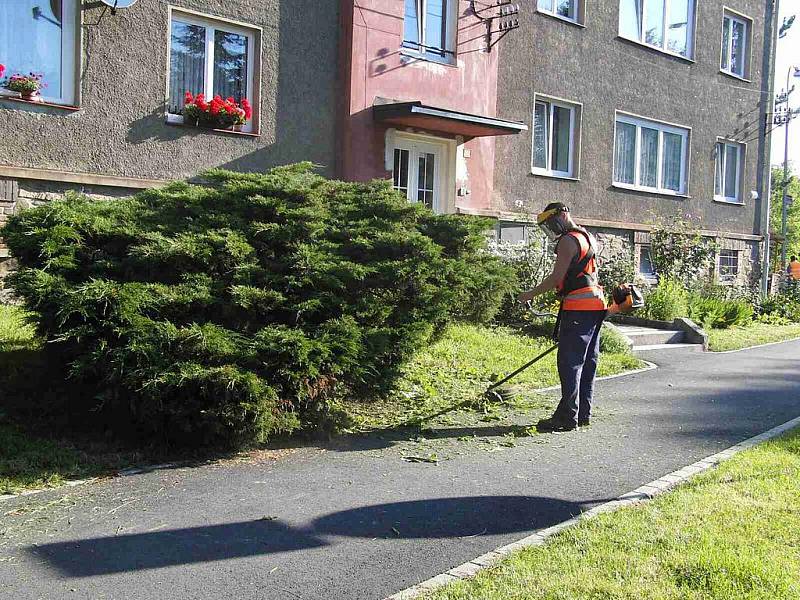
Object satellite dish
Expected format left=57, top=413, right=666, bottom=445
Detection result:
left=100, top=0, right=139, bottom=14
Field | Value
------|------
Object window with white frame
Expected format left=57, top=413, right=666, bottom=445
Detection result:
left=0, top=0, right=77, bottom=104
left=721, top=10, right=750, bottom=79
left=537, top=0, right=582, bottom=24
left=718, top=249, right=739, bottom=279
left=714, top=141, right=743, bottom=203
left=618, top=0, right=695, bottom=59
left=532, top=98, right=579, bottom=178
left=168, top=10, right=257, bottom=130
left=403, top=0, right=457, bottom=61
left=613, top=113, right=689, bottom=195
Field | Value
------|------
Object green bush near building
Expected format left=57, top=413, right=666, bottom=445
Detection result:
left=0, top=163, right=515, bottom=448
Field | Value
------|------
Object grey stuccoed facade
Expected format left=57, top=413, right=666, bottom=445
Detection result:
left=0, top=0, right=779, bottom=288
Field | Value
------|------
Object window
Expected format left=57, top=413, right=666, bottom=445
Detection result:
left=538, top=0, right=581, bottom=24
left=613, top=113, right=689, bottom=195
left=721, top=10, right=750, bottom=79
left=168, top=11, right=257, bottom=131
left=714, top=141, right=743, bottom=203
left=0, top=0, right=77, bottom=104
left=532, top=97, right=579, bottom=178
left=403, top=0, right=457, bottom=61
left=391, top=136, right=448, bottom=213
left=718, top=249, right=739, bottom=279
left=638, top=245, right=656, bottom=277
left=619, top=0, right=695, bottom=59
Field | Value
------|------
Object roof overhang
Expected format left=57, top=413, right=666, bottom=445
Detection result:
left=373, top=100, right=528, bottom=138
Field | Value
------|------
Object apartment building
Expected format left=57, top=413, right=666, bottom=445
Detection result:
left=0, top=1, right=779, bottom=286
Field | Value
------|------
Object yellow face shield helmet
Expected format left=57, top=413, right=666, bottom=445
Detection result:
left=536, top=206, right=569, bottom=241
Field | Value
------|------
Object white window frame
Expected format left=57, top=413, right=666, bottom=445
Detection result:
left=718, top=249, right=740, bottom=280
left=401, top=0, right=458, bottom=64
left=531, top=96, right=580, bottom=179
left=0, top=0, right=78, bottom=105
left=389, top=133, right=453, bottom=214
left=720, top=8, right=751, bottom=80
left=166, top=8, right=258, bottom=133
left=714, top=139, right=744, bottom=204
left=536, top=0, right=583, bottom=25
left=613, top=112, right=690, bottom=196
left=618, top=0, right=696, bottom=60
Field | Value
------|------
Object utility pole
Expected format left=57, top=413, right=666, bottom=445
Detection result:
left=773, top=66, right=800, bottom=269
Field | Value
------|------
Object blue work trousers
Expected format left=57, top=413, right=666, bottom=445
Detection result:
left=553, top=310, right=606, bottom=425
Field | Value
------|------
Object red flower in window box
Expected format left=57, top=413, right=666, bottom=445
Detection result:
left=182, top=92, right=252, bottom=131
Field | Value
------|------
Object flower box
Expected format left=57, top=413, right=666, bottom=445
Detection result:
left=182, top=93, right=252, bottom=132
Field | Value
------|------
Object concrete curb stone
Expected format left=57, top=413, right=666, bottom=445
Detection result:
left=383, top=414, right=800, bottom=600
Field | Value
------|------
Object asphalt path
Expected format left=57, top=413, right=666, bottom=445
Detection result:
left=2, top=340, right=799, bottom=599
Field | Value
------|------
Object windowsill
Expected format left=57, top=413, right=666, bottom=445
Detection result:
left=611, top=182, right=689, bottom=199
left=530, top=170, right=580, bottom=181
left=536, top=10, right=585, bottom=28
left=400, top=47, right=457, bottom=68
left=616, top=35, right=695, bottom=64
left=0, top=95, right=80, bottom=112
left=165, top=119, right=259, bottom=137
left=719, top=70, right=752, bottom=83
left=713, top=197, right=745, bottom=206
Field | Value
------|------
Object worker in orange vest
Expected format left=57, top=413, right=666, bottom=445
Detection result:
left=517, top=203, right=616, bottom=432
left=788, top=255, right=800, bottom=281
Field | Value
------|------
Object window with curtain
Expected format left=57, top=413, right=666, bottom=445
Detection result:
left=403, top=0, right=455, bottom=61
left=537, top=0, right=580, bottom=23
left=721, top=11, right=750, bottom=78
left=613, top=114, right=689, bottom=194
left=0, top=0, right=77, bottom=104
left=618, top=0, right=695, bottom=59
left=168, top=11, right=256, bottom=130
left=714, top=141, right=743, bottom=202
left=532, top=98, right=578, bottom=178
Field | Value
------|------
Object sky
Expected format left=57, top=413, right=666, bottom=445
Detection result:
left=771, top=1, right=800, bottom=172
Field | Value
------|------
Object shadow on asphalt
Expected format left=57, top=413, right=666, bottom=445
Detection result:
left=29, top=495, right=594, bottom=576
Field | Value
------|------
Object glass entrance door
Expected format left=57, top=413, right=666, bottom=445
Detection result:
left=391, top=140, right=443, bottom=213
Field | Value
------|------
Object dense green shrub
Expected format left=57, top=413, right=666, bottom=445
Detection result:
left=643, top=277, right=689, bottom=322
left=600, top=324, right=631, bottom=354
left=597, top=250, right=635, bottom=293
left=650, top=216, right=717, bottom=286
left=2, top=163, right=514, bottom=447
left=688, top=296, right=753, bottom=329
left=760, top=292, right=800, bottom=322
left=487, top=234, right=557, bottom=325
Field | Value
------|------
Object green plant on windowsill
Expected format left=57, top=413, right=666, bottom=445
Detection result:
left=182, top=92, right=252, bottom=131
left=1, top=70, right=45, bottom=101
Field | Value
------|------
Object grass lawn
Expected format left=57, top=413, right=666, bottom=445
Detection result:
left=344, top=323, right=644, bottom=431
left=708, top=322, right=800, bottom=352
left=427, top=428, right=800, bottom=600
left=0, top=304, right=643, bottom=492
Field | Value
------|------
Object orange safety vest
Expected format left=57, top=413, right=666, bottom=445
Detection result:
left=789, top=261, right=800, bottom=281
left=557, top=230, right=607, bottom=311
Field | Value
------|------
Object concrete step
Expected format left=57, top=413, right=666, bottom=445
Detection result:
left=633, top=343, right=705, bottom=352
left=616, top=325, right=686, bottom=346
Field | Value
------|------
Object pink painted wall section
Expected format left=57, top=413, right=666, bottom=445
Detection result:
left=339, top=0, right=501, bottom=213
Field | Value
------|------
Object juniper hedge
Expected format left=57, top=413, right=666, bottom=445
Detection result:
left=2, top=163, right=514, bottom=447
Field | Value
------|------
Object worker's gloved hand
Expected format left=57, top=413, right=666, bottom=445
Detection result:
left=517, top=291, right=535, bottom=305
left=607, top=302, right=621, bottom=316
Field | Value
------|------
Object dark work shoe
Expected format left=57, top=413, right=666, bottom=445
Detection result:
left=536, top=416, right=577, bottom=433
left=578, top=418, right=591, bottom=427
